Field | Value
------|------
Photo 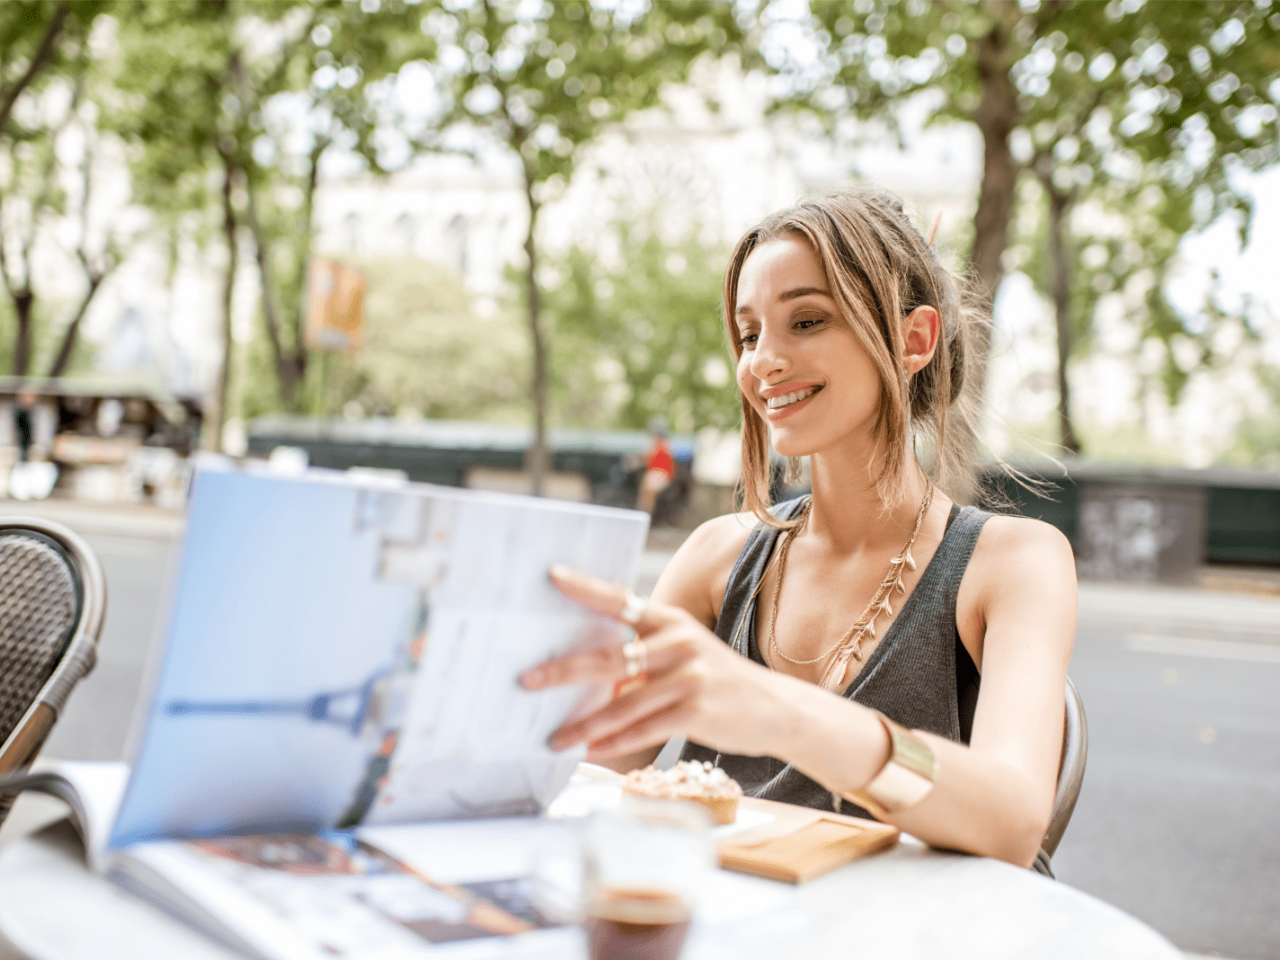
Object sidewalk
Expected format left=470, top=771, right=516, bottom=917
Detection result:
left=0, top=497, right=185, bottom=539
left=1077, top=581, right=1280, bottom=642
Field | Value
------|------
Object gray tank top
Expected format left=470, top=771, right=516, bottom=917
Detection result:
left=680, top=498, right=990, bottom=815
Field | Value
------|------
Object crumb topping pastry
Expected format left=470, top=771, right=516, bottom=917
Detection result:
left=622, top=760, right=744, bottom=804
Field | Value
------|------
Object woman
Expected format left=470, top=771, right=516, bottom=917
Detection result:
left=520, top=191, right=1077, bottom=869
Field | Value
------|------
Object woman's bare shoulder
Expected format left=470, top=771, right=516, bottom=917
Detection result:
left=649, top=511, right=761, bottom=626
left=974, top=512, right=1074, bottom=563
left=967, top=513, right=1077, bottom=607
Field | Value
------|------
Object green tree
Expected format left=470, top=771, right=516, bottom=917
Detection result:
left=0, top=2, right=72, bottom=136
left=424, top=0, right=746, bottom=493
left=238, top=1, right=435, bottom=412
left=113, top=0, right=432, bottom=446
left=790, top=0, right=1280, bottom=453
left=112, top=0, right=261, bottom=448
left=290, top=258, right=528, bottom=424
left=0, top=1, right=114, bottom=379
left=544, top=223, right=737, bottom=434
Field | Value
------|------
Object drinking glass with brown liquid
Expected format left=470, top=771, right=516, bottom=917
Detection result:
left=583, top=797, right=713, bottom=960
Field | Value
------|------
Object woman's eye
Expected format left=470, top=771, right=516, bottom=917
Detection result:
left=794, top=314, right=827, bottom=330
left=737, top=332, right=758, bottom=347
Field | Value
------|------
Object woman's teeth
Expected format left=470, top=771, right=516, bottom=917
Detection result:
left=766, top=387, right=819, bottom=409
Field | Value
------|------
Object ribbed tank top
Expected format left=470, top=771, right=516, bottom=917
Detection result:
left=680, top=498, right=990, bottom=815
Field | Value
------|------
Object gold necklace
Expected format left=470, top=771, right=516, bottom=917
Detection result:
left=766, top=483, right=934, bottom=692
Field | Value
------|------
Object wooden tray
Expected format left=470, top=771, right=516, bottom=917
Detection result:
left=716, top=796, right=899, bottom=883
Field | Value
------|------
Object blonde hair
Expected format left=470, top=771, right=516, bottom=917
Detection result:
left=724, top=190, right=987, bottom=526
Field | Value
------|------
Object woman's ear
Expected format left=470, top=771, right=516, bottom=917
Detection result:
left=902, top=306, right=940, bottom=375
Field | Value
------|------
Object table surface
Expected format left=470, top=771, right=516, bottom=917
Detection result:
left=0, top=798, right=1184, bottom=960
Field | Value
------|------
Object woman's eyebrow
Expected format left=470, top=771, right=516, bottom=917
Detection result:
left=737, top=285, right=832, bottom=316
left=778, top=285, right=831, bottom=301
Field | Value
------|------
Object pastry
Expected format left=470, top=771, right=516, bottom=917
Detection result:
left=621, top=760, right=743, bottom=826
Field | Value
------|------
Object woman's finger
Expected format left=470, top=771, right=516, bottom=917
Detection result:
left=549, top=669, right=693, bottom=751
left=549, top=565, right=671, bottom=633
left=519, top=624, right=698, bottom=691
left=587, top=701, right=699, bottom=759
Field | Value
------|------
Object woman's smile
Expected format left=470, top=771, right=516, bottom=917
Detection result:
left=762, top=383, right=824, bottom=419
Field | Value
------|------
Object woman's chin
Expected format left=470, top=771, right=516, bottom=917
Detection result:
left=768, top=432, right=814, bottom=460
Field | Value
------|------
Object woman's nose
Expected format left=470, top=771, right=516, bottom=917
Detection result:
left=749, top=328, right=788, bottom=379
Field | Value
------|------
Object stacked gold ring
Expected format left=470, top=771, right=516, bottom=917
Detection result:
left=622, top=639, right=647, bottom=678
left=619, top=589, right=645, bottom=626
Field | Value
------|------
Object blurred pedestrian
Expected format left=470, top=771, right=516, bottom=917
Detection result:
left=636, top=417, right=675, bottom=515
left=13, top=391, right=35, bottom=462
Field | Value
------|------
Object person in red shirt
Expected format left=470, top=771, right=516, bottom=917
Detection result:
left=636, top=418, right=675, bottom=514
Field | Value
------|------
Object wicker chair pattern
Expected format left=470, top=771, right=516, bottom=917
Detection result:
left=0, top=518, right=106, bottom=827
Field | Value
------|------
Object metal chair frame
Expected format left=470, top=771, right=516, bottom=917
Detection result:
left=1034, top=677, right=1088, bottom=877
left=0, top=517, right=107, bottom=774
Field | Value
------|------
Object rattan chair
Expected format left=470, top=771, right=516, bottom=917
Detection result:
left=0, top=517, right=106, bottom=826
left=1033, top=677, right=1088, bottom=878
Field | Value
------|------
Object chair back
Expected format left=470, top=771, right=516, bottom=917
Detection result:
left=0, top=518, right=106, bottom=812
left=1033, top=677, right=1088, bottom=876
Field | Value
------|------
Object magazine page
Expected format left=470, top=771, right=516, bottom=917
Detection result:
left=112, top=831, right=580, bottom=960
left=0, top=760, right=129, bottom=870
left=109, top=467, right=647, bottom=847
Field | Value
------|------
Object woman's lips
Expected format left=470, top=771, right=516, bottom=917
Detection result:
left=764, top=386, right=822, bottom=421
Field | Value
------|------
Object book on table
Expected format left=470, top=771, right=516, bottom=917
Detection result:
left=8, top=460, right=649, bottom=959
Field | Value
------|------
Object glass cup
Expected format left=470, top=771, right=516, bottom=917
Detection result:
left=582, top=795, right=714, bottom=960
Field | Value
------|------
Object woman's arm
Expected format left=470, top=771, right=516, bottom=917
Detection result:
left=778, top=518, right=1076, bottom=866
left=524, top=516, right=1076, bottom=867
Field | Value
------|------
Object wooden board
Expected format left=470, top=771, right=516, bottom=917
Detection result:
left=716, top=796, right=899, bottom=884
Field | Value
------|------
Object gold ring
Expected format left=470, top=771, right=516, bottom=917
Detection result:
left=619, top=589, right=645, bottom=626
left=622, top=639, right=647, bottom=678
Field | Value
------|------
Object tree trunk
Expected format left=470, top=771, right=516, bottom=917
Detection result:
left=243, top=181, right=301, bottom=408
left=211, top=156, right=238, bottom=452
left=11, top=290, right=34, bottom=377
left=520, top=169, right=549, bottom=497
left=47, top=274, right=104, bottom=378
left=970, top=17, right=1021, bottom=376
left=290, top=137, right=329, bottom=402
left=1044, top=182, right=1081, bottom=455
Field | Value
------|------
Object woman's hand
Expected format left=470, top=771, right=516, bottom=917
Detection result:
left=519, top=565, right=785, bottom=759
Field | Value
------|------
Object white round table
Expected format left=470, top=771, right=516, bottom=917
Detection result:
left=0, top=814, right=1183, bottom=960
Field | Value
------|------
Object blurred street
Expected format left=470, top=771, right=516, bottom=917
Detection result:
left=2, top=502, right=1278, bottom=959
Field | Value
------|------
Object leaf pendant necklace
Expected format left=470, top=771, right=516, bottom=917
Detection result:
left=767, top=483, right=934, bottom=692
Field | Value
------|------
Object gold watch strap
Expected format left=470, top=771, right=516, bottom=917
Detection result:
left=840, top=710, right=937, bottom=820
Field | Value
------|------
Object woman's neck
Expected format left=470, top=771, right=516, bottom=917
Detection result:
left=802, top=446, right=933, bottom=556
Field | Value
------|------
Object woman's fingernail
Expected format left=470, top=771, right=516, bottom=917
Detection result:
left=519, top=668, right=541, bottom=689
left=549, top=564, right=572, bottom=580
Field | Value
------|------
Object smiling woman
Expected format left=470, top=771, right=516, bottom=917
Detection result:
left=520, top=190, right=1078, bottom=871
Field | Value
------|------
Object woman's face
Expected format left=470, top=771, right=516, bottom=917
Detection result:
left=734, top=236, right=883, bottom=460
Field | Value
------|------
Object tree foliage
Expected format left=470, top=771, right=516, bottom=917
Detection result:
left=0, top=1, right=115, bottom=379
left=110, top=0, right=434, bottom=446
left=238, top=256, right=528, bottom=425
left=422, top=0, right=747, bottom=491
left=787, top=0, right=1280, bottom=452
left=544, top=222, right=737, bottom=434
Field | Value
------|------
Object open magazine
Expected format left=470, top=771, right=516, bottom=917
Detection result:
left=9, top=462, right=649, bottom=958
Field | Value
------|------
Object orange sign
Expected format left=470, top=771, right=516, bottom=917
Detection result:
left=305, top=258, right=366, bottom=352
